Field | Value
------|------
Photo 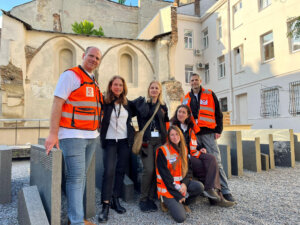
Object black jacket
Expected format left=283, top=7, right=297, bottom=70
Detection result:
left=100, top=99, right=135, bottom=148
left=133, top=98, right=169, bottom=143
left=189, top=87, right=223, bottom=135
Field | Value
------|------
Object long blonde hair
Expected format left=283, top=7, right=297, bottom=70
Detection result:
left=147, top=80, right=164, bottom=105
left=105, top=75, right=128, bottom=105
left=167, top=125, right=188, bottom=178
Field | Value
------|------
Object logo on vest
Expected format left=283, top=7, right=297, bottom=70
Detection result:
left=200, top=99, right=208, bottom=105
left=191, top=139, right=197, bottom=146
left=86, top=87, right=94, bottom=97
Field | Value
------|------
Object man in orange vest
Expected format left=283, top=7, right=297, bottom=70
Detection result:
left=45, top=46, right=102, bottom=225
left=182, top=73, right=235, bottom=203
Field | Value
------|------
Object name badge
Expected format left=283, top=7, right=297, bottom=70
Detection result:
left=151, top=131, right=159, bottom=137
left=200, top=99, right=208, bottom=105
left=191, top=139, right=197, bottom=146
left=86, top=87, right=94, bottom=97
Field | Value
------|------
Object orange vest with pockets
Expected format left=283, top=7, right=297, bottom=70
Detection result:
left=59, top=66, right=103, bottom=131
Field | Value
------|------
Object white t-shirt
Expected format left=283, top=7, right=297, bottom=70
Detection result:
left=54, top=70, right=99, bottom=139
left=105, top=104, right=128, bottom=140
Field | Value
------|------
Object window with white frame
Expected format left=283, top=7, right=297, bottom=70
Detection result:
left=184, top=30, right=193, bottom=49
left=204, top=64, right=209, bottom=84
left=290, top=20, right=300, bottom=52
left=219, top=97, right=228, bottom=112
left=234, top=45, right=244, bottom=73
left=260, top=86, right=279, bottom=117
left=203, top=28, right=209, bottom=49
left=289, top=81, right=300, bottom=116
left=217, top=18, right=222, bottom=40
left=261, top=31, right=274, bottom=62
left=260, top=0, right=271, bottom=10
left=233, top=0, right=243, bottom=29
left=218, top=55, right=225, bottom=79
left=185, top=65, right=193, bottom=83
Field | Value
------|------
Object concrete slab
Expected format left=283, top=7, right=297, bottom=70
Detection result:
left=18, top=185, right=49, bottom=225
left=122, top=175, right=134, bottom=202
left=242, top=138, right=261, bottom=172
left=294, top=135, right=300, bottom=162
left=38, top=138, right=46, bottom=145
left=30, top=145, right=62, bottom=225
left=218, top=131, right=243, bottom=176
left=260, top=134, right=275, bottom=169
left=261, top=153, right=269, bottom=171
left=219, top=144, right=232, bottom=179
left=0, top=145, right=12, bottom=204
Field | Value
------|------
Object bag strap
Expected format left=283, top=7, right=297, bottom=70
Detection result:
left=141, top=103, right=161, bottom=133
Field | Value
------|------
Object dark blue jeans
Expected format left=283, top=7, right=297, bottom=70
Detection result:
left=101, top=139, right=131, bottom=202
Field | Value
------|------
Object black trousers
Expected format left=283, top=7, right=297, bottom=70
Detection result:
left=190, top=153, right=221, bottom=190
left=101, top=139, right=130, bottom=202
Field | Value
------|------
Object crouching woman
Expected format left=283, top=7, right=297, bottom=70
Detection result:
left=155, top=125, right=204, bottom=223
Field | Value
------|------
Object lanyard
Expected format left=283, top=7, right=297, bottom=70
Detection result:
left=113, top=104, right=121, bottom=129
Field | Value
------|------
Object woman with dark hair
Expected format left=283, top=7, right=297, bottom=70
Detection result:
left=170, top=105, right=235, bottom=207
left=136, top=81, right=170, bottom=212
left=156, top=125, right=204, bottom=223
left=98, top=76, right=135, bottom=223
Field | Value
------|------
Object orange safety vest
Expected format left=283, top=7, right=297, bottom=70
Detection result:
left=59, top=66, right=103, bottom=131
left=188, top=128, right=201, bottom=158
left=156, top=144, right=183, bottom=199
left=181, top=88, right=216, bottom=129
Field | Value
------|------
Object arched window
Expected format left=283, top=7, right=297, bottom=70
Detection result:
left=120, top=53, right=133, bottom=83
left=59, top=49, right=73, bottom=75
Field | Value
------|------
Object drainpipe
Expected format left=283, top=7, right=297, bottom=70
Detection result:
left=227, top=0, right=235, bottom=124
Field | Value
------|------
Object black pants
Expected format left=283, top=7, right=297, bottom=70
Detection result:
left=101, top=139, right=130, bottom=202
left=190, top=153, right=221, bottom=190
left=163, top=180, right=204, bottom=223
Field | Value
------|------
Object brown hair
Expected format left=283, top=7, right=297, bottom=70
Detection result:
left=167, top=125, right=188, bottom=178
left=147, top=80, right=164, bottom=105
left=170, top=104, right=193, bottom=126
left=105, top=75, right=128, bottom=105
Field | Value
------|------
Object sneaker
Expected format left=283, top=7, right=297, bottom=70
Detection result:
left=139, top=200, right=151, bottom=212
left=203, top=189, right=221, bottom=202
left=147, top=199, right=158, bottom=212
left=215, top=197, right=236, bottom=207
left=223, top=193, right=236, bottom=202
left=160, top=202, right=168, bottom=212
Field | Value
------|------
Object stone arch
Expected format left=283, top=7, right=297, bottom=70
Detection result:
left=118, top=46, right=138, bottom=86
left=100, top=42, right=155, bottom=74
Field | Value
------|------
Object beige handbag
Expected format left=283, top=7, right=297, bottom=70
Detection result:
left=132, top=103, right=160, bottom=155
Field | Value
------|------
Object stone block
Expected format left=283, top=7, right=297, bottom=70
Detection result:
left=122, top=175, right=134, bottom=202
left=242, top=138, right=261, bottom=172
left=260, top=134, right=275, bottom=169
left=219, top=144, right=232, bottom=179
left=38, top=138, right=46, bottom=145
left=11, top=145, right=31, bottom=159
left=0, top=145, right=12, bottom=203
left=18, top=185, right=49, bottom=225
left=294, top=135, right=300, bottom=162
left=95, top=139, right=104, bottom=191
left=84, top=152, right=96, bottom=219
left=218, top=131, right=243, bottom=176
left=261, top=153, right=269, bottom=171
left=30, top=145, right=62, bottom=225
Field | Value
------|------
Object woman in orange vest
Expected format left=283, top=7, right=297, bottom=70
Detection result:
left=98, top=76, right=136, bottom=223
left=170, top=105, right=235, bottom=207
left=156, top=125, right=204, bottom=223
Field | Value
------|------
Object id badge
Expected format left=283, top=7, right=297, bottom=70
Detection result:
left=151, top=131, right=159, bottom=137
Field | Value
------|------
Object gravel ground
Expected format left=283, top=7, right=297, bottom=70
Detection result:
left=1, top=160, right=300, bottom=225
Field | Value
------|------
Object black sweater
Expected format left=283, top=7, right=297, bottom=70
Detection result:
left=156, top=146, right=193, bottom=201
left=188, top=87, right=223, bottom=135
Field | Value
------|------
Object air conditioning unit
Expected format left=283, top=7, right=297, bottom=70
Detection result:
left=194, top=49, right=202, bottom=56
left=196, top=62, right=205, bottom=69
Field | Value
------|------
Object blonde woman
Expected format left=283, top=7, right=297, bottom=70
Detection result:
left=135, top=81, right=170, bottom=212
left=156, top=126, right=204, bottom=223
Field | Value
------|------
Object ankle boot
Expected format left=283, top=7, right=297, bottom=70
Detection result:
left=111, top=197, right=126, bottom=214
left=98, top=202, right=109, bottom=223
